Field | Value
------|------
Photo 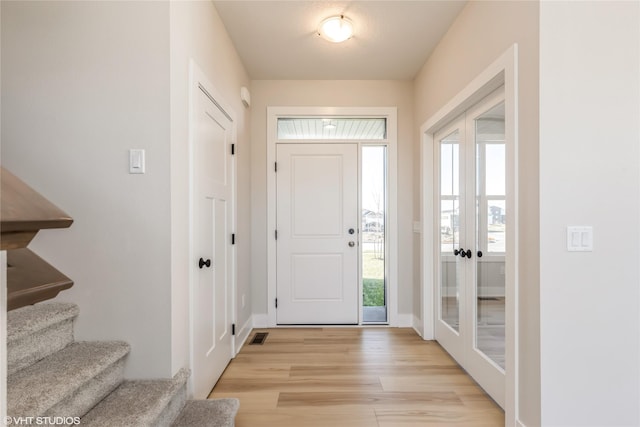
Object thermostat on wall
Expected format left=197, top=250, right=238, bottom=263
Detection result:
left=240, top=86, right=251, bottom=108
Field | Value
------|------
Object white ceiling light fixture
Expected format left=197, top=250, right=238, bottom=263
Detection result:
left=318, top=15, right=354, bottom=43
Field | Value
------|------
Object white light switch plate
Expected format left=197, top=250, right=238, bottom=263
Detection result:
left=129, top=149, right=145, bottom=174
left=567, top=226, right=593, bottom=251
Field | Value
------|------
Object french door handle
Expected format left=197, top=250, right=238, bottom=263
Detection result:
left=465, top=249, right=472, bottom=258
left=454, top=249, right=460, bottom=256
left=199, top=257, right=212, bottom=269
left=459, top=248, right=466, bottom=258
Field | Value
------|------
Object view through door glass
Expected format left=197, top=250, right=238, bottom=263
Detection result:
left=440, top=130, right=461, bottom=332
left=474, top=102, right=506, bottom=369
left=362, top=146, right=387, bottom=323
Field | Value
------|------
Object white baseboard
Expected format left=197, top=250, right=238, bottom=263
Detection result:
left=234, top=316, right=253, bottom=356
left=396, top=313, right=413, bottom=327
left=252, top=314, right=268, bottom=329
left=412, top=314, right=424, bottom=338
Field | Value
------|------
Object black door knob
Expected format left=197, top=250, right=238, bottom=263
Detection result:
left=454, top=249, right=460, bottom=256
left=465, top=249, right=472, bottom=258
left=477, top=251, right=483, bottom=258
left=459, top=248, right=466, bottom=258
left=348, top=228, right=355, bottom=235
left=199, top=258, right=211, bottom=269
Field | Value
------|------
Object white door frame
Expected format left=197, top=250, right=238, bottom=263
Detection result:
left=188, top=60, right=237, bottom=391
left=267, top=107, right=398, bottom=327
left=420, top=45, right=518, bottom=424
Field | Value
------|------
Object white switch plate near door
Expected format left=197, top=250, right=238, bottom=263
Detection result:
left=567, top=226, right=593, bottom=251
left=129, top=149, right=145, bottom=174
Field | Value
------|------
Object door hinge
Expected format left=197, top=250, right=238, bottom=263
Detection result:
left=232, top=233, right=236, bottom=245
left=275, top=230, right=278, bottom=240
left=231, top=144, right=235, bottom=155
left=274, top=162, right=277, bottom=172
left=232, top=323, right=236, bottom=335
left=275, top=298, right=278, bottom=309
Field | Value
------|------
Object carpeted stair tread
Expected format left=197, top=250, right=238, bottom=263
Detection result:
left=8, top=341, right=130, bottom=417
left=7, top=302, right=79, bottom=375
left=7, top=302, right=78, bottom=341
left=81, top=368, right=189, bottom=427
left=172, top=399, right=240, bottom=427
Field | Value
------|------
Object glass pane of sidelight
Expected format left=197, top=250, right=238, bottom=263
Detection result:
left=362, top=146, right=387, bottom=323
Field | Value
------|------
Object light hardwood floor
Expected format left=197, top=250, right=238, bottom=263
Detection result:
left=209, top=328, right=504, bottom=426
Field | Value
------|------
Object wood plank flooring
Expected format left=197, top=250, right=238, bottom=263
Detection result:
left=208, top=328, right=504, bottom=426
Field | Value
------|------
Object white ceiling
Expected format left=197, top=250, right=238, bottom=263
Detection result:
left=212, top=1, right=467, bottom=80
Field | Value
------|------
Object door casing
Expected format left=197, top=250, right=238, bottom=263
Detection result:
left=420, top=45, right=518, bottom=424
left=266, top=107, right=398, bottom=327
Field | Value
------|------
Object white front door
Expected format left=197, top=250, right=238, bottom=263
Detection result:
left=191, top=84, right=234, bottom=398
left=276, top=143, right=359, bottom=324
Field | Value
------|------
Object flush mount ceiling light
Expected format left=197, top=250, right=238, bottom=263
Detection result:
left=318, top=15, right=354, bottom=43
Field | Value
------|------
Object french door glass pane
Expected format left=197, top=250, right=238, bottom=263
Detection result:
left=440, top=130, right=461, bottom=332
left=475, top=102, right=506, bottom=369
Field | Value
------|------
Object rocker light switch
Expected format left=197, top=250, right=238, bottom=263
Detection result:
left=567, top=226, right=593, bottom=252
left=129, top=149, right=145, bottom=174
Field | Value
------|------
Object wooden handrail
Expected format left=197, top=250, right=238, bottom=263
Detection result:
left=1, top=167, right=74, bottom=310
left=1, top=167, right=73, bottom=250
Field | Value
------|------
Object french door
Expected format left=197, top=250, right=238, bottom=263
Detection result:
left=435, top=87, right=507, bottom=407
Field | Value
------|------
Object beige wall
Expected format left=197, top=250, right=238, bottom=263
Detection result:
left=412, top=1, right=540, bottom=425
left=539, top=2, right=639, bottom=424
left=250, top=80, right=414, bottom=318
left=2, top=1, right=172, bottom=378
left=169, top=0, right=252, bottom=376
left=1, top=0, right=252, bottom=381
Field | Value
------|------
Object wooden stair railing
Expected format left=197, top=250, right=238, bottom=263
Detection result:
left=1, top=167, right=74, bottom=310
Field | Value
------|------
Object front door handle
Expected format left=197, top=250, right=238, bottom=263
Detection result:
left=199, top=258, right=212, bottom=269
left=348, top=241, right=355, bottom=247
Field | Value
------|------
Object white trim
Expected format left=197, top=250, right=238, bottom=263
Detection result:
left=252, top=314, right=268, bottom=329
left=266, top=107, right=398, bottom=327
left=420, top=45, right=518, bottom=426
left=515, top=420, right=526, bottom=427
left=1, top=251, right=7, bottom=423
left=412, top=314, right=424, bottom=338
left=234, top=316, right=253, bottom=355
left=187, top=59, right=237, bottom=396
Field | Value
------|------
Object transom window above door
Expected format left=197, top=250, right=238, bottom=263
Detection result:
left=277, top=117, right=386, bottom=140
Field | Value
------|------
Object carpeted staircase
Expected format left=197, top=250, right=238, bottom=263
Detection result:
left=7, top=302, right=239, bottom=426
